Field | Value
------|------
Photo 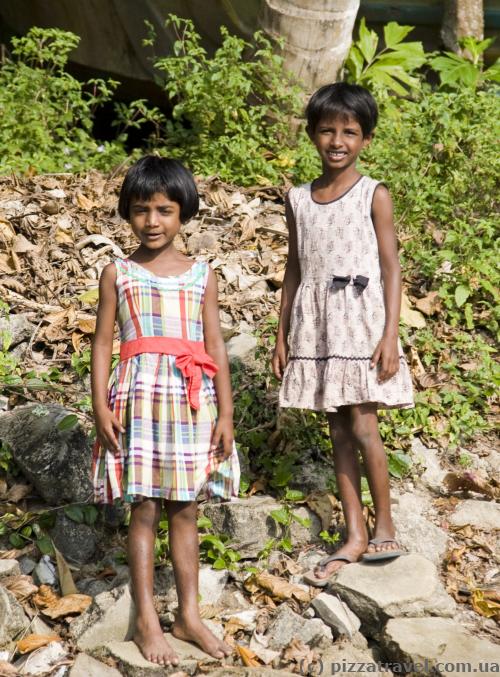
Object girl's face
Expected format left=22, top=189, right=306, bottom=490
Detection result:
left=309, top=113, right=371, bottom=172
left=129, top=192, right=182, bottom=251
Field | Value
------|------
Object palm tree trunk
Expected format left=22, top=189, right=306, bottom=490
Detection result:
left=441, top=0, right=484, bottom=52
left=259, top=0, right=360, bottom=90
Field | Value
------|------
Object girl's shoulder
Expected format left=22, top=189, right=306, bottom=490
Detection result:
left=286, top=183, right=311, bottom=212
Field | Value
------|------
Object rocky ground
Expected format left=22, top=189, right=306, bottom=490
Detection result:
left=0, top=173, right=498, bottom=675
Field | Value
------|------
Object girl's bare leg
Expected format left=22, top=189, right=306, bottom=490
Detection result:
left=129, top=499, right=179, bottom=666
left=314, top=407, right=368, bottom=579
left=350, top=403, right=400, bottom=554
left=167, top=500, right=232, bottom=659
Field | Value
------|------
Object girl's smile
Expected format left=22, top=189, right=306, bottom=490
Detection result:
left=310, top=114, right=371, bottom=171
left=129, top=192, right=182, bottom=250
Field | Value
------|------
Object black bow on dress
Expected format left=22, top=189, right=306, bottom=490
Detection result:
left=331, top=274, right=369, bottom=291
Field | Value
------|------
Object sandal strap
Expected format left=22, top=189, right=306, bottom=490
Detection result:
left=368, top=537, right=398, bottom=545
left=317, top=553, right=355, bottom=568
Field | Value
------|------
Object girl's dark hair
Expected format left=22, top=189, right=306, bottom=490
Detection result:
left=306, top=83, right=378, bottom=137
left=118, top=156, right=199, bottom=222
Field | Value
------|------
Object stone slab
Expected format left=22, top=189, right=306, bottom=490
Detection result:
left=70, top=653, right=123, bottom=676
left=449, top=499, right=500, bottom=531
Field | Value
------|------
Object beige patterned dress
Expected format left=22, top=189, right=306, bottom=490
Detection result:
left=279, top=175, right=414, bottom=412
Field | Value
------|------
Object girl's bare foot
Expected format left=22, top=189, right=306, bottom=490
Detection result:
left=313, top=537, right=368, bottom=580
left=134, top=615, right=179, bottom=666
left=172, top=615, right=232, bottom=659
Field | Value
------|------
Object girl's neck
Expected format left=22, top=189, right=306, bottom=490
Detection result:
left=134, top=243, right=182, bottom=264
left=317, top=164, right=360, bottom=188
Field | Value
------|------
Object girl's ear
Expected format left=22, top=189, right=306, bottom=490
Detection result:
left=362, top=132, right=374, bottom=148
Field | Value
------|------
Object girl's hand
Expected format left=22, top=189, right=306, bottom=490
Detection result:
left=95, top=407, right=125, bottom=455
left=272, top=340, right=288, bottom=380
left=370, top=335, right=400, bottom=384
left=210, top=415, right=234, bottom=459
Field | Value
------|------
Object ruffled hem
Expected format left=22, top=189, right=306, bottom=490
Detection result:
left=279, top=357, right=414, bottom=413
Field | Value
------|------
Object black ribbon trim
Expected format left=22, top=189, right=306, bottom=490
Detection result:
left=331, top=274, right=369, bottom=291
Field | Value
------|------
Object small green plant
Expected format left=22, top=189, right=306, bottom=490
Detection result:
left=345, top=18, right=426, bottom=96
left=458, top=452, right=473, bottom=468
left=198, top=516, right=241, bottom=570
left=268, top=488, right=311, bottom=553
left=319, top=530, right=340, bottom=547
left=430, top=36, right=500, bottom=89
left=64, top=504, right=99, bottom=525
left=144, top=14, right=303, bottom=185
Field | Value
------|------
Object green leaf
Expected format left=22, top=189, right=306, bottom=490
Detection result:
left=270, top=507, right=289, bottom=525
left=284, top=488, right=305, bottom=502
left=291, top=512, right=311, bottom=528
left=383, top=22, right=414, bottom=49
left=387, top=452, right=412, bottom=479
left=64, top=505, right=84, bottom=523
left=464, top=303, right=474, bottom=330
left=77, top=288, right=99, bottom=304
left=83, top=505, right=99, bottom=525
left=9, top=532, right=25, bottom=548
left=197, top=516, right=212, bottom=530
left=455, top=285, right=470, bottom=307
left=358, top=17, right=379, bottom=64
left=213, top=558, right=226, bottom=570
left=36, top=535, right=55, bottom=555
left=56, top=414, right=78, bottom=432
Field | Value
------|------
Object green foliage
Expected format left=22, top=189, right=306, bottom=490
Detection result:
left=64, top=504, right=99, bottom=525
left=144, top=15, right=303, bottom=185
left=0, top=27, right=127, bottom=174
left=345, top=18, right=426, bottom=96
left=430, top=37, right=500, bottom=89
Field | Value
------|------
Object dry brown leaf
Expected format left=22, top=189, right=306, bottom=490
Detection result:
left=247, top=572, right=311, bottom=603
left=3, top=575, right=38, bottom=600
left=12, top=234, right=36, bottom=253
left=5, top=484, right=32, bottom=503
left=400, top=292, right=426, bottom=328
left=235, top=644, right=260, bottom=667
left=40, top=593, right=92, bottom=618
left=16, top=633, right=61, bottom=654
left=415, top=291, right=441, bottom=316
left=239, top=216, right=257, bottom=242
left=75, top=192, right=95, bottom=211
left=0, top=478, right=7, bottom=499
left=77, top=317, right=96, bottom=334
left=0, top=659, right=18, bottom=675
left=471, top=589, right=500, bottom=620
left=55, top=228, right=74, bottom=245
left=54, top=545, right=78, bottom=597
left=305, top=491, right=339, bottom=531
left=33, top=584, right=60, bottom=609
left=443, top=471, right=498, bottom=499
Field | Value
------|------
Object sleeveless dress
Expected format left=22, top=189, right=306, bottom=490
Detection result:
left=92, top=258, right=240, bottom=503
left=279, top=175, right=414, bottom=412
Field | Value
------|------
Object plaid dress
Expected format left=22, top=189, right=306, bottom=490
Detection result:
left=92, top=258, right=240, bottom=503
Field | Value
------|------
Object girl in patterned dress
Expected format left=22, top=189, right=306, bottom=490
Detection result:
left=272, top=83, right=414, bottom=585
left=91, top=156, right=239, bottom=666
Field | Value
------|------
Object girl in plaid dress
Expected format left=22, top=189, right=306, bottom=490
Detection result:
left=91, top=156, right=239, bottom=666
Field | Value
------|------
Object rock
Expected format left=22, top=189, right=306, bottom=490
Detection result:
left=311, top=592, right=361, bottom=638
left=289, top=459, right=336, bottom=494
left=208, top=669, right=297, bottom=677
left=412, top=437, right=446, bottom=493
left=99, top=633, right=219, bottom=676
left=381, top=617, right=499, bottom=673
left=0, top=560, right=20, bottom=579
left=225, top=333, right=257, bottom=367
left=69, top=584, right=135, bottom=651
left=319, top=642, right=387, bottom=676
left=49, top=511, right=97, bottom=564
left=265, top=603, right=332, bottom=651
left=70, top=653, right=122, bottom=676
left=0, top=313, right=34, bottom=347
left=392, top=491, right=449, bottom=565
left=15, top=641, right=67, bottom=675
left=202, top=495, right=321, bottom=558
left=33, top=555, right=58, bottom=586
left=154, top=566, right=228, bottom=608
left=77, top=578, right=110, bottom=598
left=0, top=404, right=93, bottom=505
left=330, top=554, right=455, bottom=636
left=449, top=499, right=500, bottom=531
left=0, top=586, right=30, bottom=648
left=18, top=557, right=36, bottom=575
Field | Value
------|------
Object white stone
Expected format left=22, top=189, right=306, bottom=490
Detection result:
left=412, top=437, right=446, bottom=492
left=225, top=333, right=257, bottom=366
left=330, top=554, right=455, bottom=635
left=320, top=642, right=388, bottom=676
left=449, top=499, right=500, bottom=531
left=16, top=641, right=67, bottom=675
left=311, top=592, right=361, bottom=638
left=0, top=586, right=30, bottom=649
left=265, top=603, right=331, bottom=650
left=392, top=491, right=449, bottom=565
left=382, top=617, right=499, bottom=673
left=70, top=653, right=122, bottom=676
left=0, top=560, right=20, bottom=579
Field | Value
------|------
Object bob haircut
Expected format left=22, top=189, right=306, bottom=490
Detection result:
left=118, top=155, right=199, bottom=222
left=306, top=83, right=378, bottom=138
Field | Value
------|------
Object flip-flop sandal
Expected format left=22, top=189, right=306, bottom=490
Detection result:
left=362, top=538, right=407, bottom=562
left=302, top=553, right=356, bottom=587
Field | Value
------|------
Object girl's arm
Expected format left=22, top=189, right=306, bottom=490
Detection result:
left=203, top=267, right=234, bottom=458
left=272, top=194, right=301, bottom=379
left=371, top=184, right=401, bottom=383
left=91, top=263, right=124, bottom=452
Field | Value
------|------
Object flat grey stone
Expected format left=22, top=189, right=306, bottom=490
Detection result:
left=330, top=554, right=455, bottom=636
left=0, top=560, right=20, bottom=579
left=412, top=437, right=446, bottom=493
left=265, top=603, right=332, bottom=650
left=225, top=333, right=257, bottom=367
left=208, top=669, right=297, bottom=677
left=311, top=592, right=361, bottom=638
left=69, top=584, right=135, bottom=651
left=0, top=585, right=30, bottom=648
left=0, top=313, right=34, bottom=347
left=100, top=633, right=219, bottom=676
left=70, top=653, right=122, bottom=676
left=202, top=495, right=321, bottom=558
left=49, top=511, right=97, bottom=564
left=392, top=491, right=449, bottom=565
left=449, top=499, right=500, bottom=531
left=382, top=617, right=499, bottom=674
left=320, top=642, right=388, bottom=676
